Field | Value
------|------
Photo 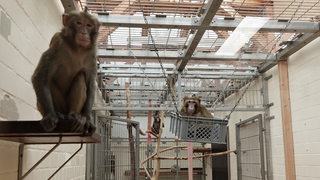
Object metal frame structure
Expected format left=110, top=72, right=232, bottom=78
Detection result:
left=58, top=0, right=320, bottom=116
left=60, top=0, right=320, bottom=117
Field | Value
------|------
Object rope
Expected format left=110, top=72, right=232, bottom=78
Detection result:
left=224, top=78, right=253, bottom=120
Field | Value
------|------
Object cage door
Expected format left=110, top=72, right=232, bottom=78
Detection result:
left=236, top=114, right=266, bottom=180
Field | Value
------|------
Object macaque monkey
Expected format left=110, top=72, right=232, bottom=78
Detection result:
left=141, top=111, right=164, bottom=137
left=180, top=95, right=213, bottom=117
left=151, top=111, right=164, bottom=135
left=32, top=11, right=100, bottom=133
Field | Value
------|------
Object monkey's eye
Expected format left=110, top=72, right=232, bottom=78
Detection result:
left=86, top=23, right=93, bottom=29
left=76, top=21, right=83, bottom=26
left=188, top=101, right=196, bottom=104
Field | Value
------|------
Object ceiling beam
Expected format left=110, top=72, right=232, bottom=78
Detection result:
left=176, top=0, right=224, bottom=72
left=277, top=32, right=320, bottom=60
left=104, top=86, right=251, bottom=92
left=98, top=49, right=276, bottom=61
left=99, top=74, right=255, bottom=79
left=100, top=70, right=256, bottom=76
left=97, top=15, right=320, bottom=33
left=258, top=31, right=320, bottom=73
left=93, top=106, right=264, bottom=112
left=99, top=63, right=257, bottom=71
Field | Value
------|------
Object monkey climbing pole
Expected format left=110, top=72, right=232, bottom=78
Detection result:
left=0, top=120, right=100, bottom=180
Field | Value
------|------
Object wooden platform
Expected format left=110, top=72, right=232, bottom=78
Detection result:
left=0, top=120, right=100, bottom=144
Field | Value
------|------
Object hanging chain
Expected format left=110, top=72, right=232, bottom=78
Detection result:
left=211, top=79, right=231, bottom=109
left=224, top=79, right=253, bottom=120
left=129, top=51, right=156, bottom=89
left=144, top=19, right=179, bottom=112
left=136, top=1, right=179, bottom=112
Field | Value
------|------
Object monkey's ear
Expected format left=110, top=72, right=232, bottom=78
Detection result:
left=197, top=97, right=201, bottom=104
left=183, top=96, right=187, bottom=102
left=62, top=13, right=69, bottom=26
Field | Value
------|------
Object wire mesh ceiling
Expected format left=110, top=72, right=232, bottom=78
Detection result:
left=72, top=0, right=320, bottom=116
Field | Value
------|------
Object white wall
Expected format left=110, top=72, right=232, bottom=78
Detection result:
left=266, top=37, right=320, bottom=180
left=0, top=1, right=87, bottom=179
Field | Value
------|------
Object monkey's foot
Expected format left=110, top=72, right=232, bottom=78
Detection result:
left=83, top=121, right=96, bottom=135
left=139, top=129, right=147, bottom=136
left=40, top=114, right=59, bottom=132
left=68, top=114, right=96, bottom=135
left=145, top=130, right=159, bottom=138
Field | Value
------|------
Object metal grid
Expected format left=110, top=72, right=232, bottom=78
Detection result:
left=97, top=75, right=264, bottom=116
left=82, top=0, right=320, bottom=52
left=86, top=115, right=140, bottom=180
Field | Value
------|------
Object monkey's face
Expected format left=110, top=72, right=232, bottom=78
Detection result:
left=63, top=12, right=100, bottom=49
left=74, top=18, right=95, bottom=48
left=153, top=113, right=160, bottom=122
left=186, top=100, right=197, bottom=114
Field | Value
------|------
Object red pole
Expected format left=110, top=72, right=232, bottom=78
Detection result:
left=147, top=99, right=152, bottom=144
left=188, top=142, right=193, bottom=180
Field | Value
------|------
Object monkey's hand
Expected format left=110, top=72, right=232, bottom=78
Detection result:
left=40, top=113, right=59, bottom=132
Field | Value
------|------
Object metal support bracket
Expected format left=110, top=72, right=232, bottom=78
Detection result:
left=18, top=137, right=84, bottom=180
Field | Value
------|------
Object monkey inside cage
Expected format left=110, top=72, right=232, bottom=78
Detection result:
left=86, top=115, right=140, bottom=180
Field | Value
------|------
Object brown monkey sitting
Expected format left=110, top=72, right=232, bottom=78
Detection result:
left=180, top=95, right=213, bottom=117
left=32, top=11, right=100, bottom=133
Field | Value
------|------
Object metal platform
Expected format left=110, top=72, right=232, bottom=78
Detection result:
left=0, top=120, right=100, bottom=144
left=0, top=120, right=101, bottom=179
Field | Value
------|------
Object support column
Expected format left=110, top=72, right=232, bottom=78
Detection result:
left=187, top=142, right=193, bottom=180
left=278, top=60, right=296, bottom=180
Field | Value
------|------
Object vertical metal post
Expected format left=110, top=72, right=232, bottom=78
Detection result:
left=135, top=122, right=140, bottom=180
left=177, top=72, right=182, bottom=109
left=107, top=118, right=112, bottom=180
left=258, top=115, right=266, bottom=180
left=262, top=74, right=273, bottom=180
left=92, top=112, right=98, bottom=180
left=236, top=123, right=242, bottom=180
left=85, top=144, right=93, bottom=180
left=18, top=144, right=24, bottom=180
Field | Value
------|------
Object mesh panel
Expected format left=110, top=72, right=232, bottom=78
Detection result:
left=170, top=113, right=227, bottom=144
